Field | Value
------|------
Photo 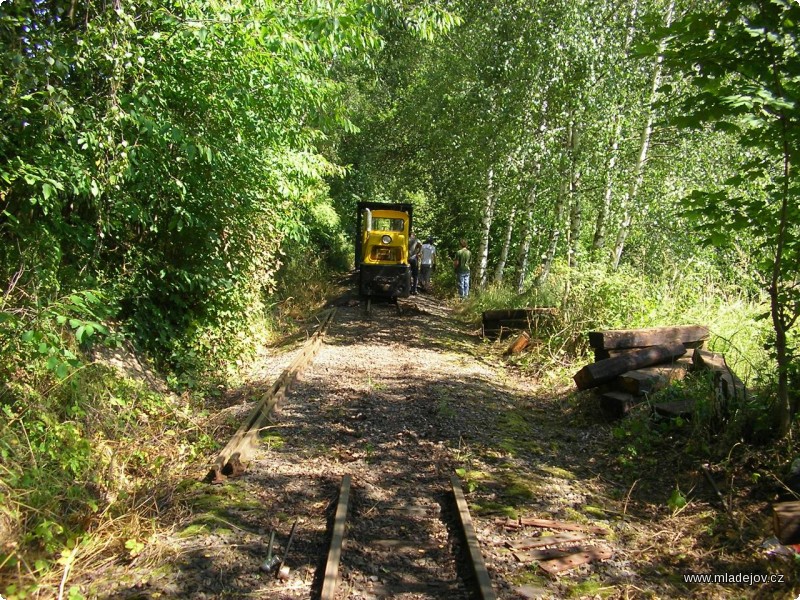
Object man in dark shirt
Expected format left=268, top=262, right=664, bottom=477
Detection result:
left=408, top=232, right=422, bottom=295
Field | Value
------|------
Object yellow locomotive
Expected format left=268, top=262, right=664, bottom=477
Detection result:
left=356, top=201, right=413, bottom=298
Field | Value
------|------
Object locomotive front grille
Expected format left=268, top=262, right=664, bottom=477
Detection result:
left=369, top=246, right=401, bottom=262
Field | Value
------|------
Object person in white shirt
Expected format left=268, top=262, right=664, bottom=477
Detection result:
left=419, top=237, right=437, bottom=292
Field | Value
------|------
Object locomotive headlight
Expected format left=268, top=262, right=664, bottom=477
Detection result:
left=381, top=235, right=392, bottom=244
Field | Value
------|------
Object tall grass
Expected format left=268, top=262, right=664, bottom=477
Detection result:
left=0, top=357, right=215, bottom=599
left=466, top=260, right=772, bottom=382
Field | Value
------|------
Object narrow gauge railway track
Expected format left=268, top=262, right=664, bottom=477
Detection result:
left=202, top=298, right=500, bottom=599
left=322, top=473, right=496, bottom=600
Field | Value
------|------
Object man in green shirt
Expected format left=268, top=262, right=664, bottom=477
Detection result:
left=454, top=239, right=471, bottom=298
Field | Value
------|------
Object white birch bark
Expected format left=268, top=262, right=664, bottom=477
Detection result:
left=592, top=114, right=621, bottom=253
left=567, top=120, right=581, bottom=268
left=593, top=0, right=639, bottom=254
left=536, top=120, right=574, bottom=287
left=493, top=206, right=516, bottom=285
left=515, top=188, right=536, bottom=293
left=611, top=0, right=674, bottom=269
left=535, top=177, right=568, bottom=287
left=476, top=167, right=495, bottom=289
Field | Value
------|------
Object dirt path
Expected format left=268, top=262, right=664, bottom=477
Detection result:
left=83, top=295, right=795, bottom=599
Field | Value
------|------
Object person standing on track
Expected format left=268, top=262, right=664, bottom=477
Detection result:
left=419, top=237, right=436, bottom=293
left=454, top=238, right=471, bottom=299
left=408, top=231, right=422, bottom=295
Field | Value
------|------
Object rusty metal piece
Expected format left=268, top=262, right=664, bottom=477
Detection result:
left=536, top=545, right=613, bottom=575
left=518, top=517, right=609, bottom=536
left=506, top=532, right=590, bottom=551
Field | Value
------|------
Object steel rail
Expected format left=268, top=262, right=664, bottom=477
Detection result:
left=320, top=475, right=351, bottom=600
left=208, top=308, right=336, bottom=482
left=451, top=474, right=498, bottom=600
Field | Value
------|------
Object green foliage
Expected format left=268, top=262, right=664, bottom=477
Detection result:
left=1, top=290, right=115, bottom=383
left=0, top=360, right=214, bottom=593
left=667, top=487, right=687, bottom=513
left=661, top=0, right=800, bottom=433
left=1, top=0, right=399, bottom=380
left=454, top=467, right=482, bottom=493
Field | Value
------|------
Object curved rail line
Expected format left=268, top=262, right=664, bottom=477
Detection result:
left=207, top=308, right=337, bottom=483
left=320, top=474, right=497, bottom=600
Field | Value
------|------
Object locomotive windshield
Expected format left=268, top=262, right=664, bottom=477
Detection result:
left=371, top=217, right=405, bottom=232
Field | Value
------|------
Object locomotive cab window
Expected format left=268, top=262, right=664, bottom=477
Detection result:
left=371, top=217, right=405, bottom=232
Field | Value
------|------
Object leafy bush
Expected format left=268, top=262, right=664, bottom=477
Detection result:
left=0, top=356, right=214, bottom=598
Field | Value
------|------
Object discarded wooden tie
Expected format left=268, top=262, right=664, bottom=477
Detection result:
left=503, top=331, right=531, bottom=356
left=573, top=342, right=687, bottom=390
left=774, top=500, right=800, bottom=545
left=482, top=307, right=557, bottom=339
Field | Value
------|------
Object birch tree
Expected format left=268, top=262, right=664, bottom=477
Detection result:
left=493, top=206, right=516, bottom=284
left=611, top=0, right=674, bottom=269
left=592, top=0, right=640, bottom=254
left=566, top=119, right=582, bottom=268
left=516, top=187, right=538, bottom=293
left=476, top=167, right=496, bottom=289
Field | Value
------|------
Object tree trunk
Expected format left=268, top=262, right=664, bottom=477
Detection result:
left=477, top=167, right=496, bottom=289
left=567, top=120, right=581, bottom=269
left=536, top=123, right=572, bottom=287
left=516, top=161, right=542, bottom=293
left=515, top=198, right=534, bottom=294
left=535, top=177, right=567, bottom=287
left=593, top=0, right=638, bottom=255
left=774, top=119, right=793, bottom=437
left=592, top=114, right=621, bottom=254
left=493, top=206, right=516, bottom=285
left=611, top=0, right=673, bottom=269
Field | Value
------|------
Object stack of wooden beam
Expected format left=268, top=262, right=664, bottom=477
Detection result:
left=573, top=325, right=710, bottom=417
